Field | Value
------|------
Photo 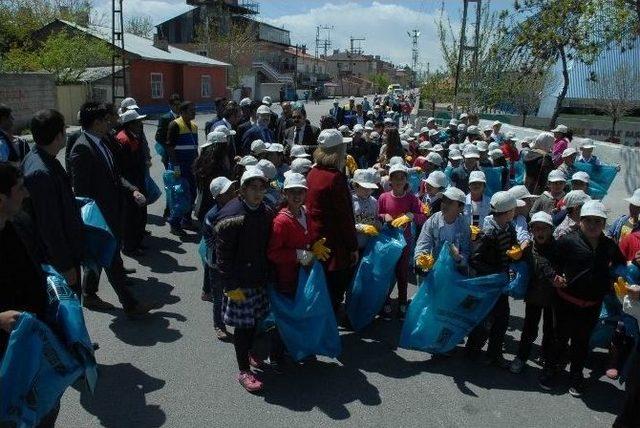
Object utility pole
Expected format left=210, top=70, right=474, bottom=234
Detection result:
left=349, top=36, right=365, bottom=55
left=407, top=29, right=420, bottom=88
left=111, top=0, right=126, bottom=103
left=452, top=0, right=482, bottom=116
left=314, top=25, right=332, bottom=73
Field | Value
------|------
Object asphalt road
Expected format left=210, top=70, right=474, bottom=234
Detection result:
left=57, top=97, right=624, bottom=428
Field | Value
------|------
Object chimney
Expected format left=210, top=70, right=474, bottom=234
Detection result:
left=153, top=33, right=169, bottom=51
left=375, top=55, right=380, bottom=60
left=333, top=49, right=339, bottom=55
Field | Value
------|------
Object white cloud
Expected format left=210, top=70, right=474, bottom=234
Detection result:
left=92, top=0, right=194, bottom=28
left=262, top=1, right=447, bottom=70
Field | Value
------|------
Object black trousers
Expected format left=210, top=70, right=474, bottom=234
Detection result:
left=549, top=296, right=600, bottom=379
left=234, top=327, right=256, bottom=371
left=122, top=196, right=146, bottom=251
left=324, top=267, right=354, bottom=312
left=82, top=249, right=137, bottom=309
left=614, top=348, right=640, bottom=427
left=516, top=302, right=555, bottom=361
left=467, top=294, right=510, bottom=357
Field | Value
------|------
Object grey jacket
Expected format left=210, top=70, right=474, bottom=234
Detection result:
left=414, top=211, right=471, bottom=267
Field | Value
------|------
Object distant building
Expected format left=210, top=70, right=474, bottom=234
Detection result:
left=283, top=46, right=329, bottom=90
left=34, top=19, right=229, bottom=113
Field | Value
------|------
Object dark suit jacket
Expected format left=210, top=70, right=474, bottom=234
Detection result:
left=329, top=107, right=344, bottom=125
left=68, top=132, right=125, bottom=238
left=241, top=125, right=274, bottom=156
left=236, top=120, right=253, bottom=155
left=283, top=123, right=320, bottom=153
left=22, top=146, right=84, bottom=272
left=276, top=115, right=294, bottom=145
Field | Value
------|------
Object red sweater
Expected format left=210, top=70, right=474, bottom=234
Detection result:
left=620, top=231, right=640, bottom=263
left=268, top=208, right=314, bottom=295
left=378, top=191, right=426, bottom=241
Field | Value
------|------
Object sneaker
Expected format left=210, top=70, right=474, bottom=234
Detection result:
left=482, top=353, right=509, bottom=369
left=82, top=294, right=116, bottom=311
left=605, top=367, right=619, bottom=380
left=398, top=304, right=407, bottom=320
left=569, top=377, right=585, bottom=397
left=510, top=357, right=525, bottom=374
left=181, top=218, right=199, bottom=231
left=381, top=304, right=393, bottom=320
left=214, top=327, right=229, bottom=341
left=237, top=371, right=263, bottom=393
left=268, top=358, right=285, bottom=375
left=201, top=291, right=212, bottom=302
left=538, top=369, right=556, bottom=391
left=249, top=353, right=263, bottom=369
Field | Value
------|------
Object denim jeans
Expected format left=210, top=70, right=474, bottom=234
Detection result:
left=205, top=265, right=224, bottom=328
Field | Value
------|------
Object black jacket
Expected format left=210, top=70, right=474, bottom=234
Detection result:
left=22, top=146, right=84, bottom=272
left=556, top=230, right=626, bottom=302
left=470, top=219, right=518, bottom=275
left=524, top=239, right=560, bottom=307
left=283, top=123, right=320, bottom=153
left=523, top=149, right=554, bottom=195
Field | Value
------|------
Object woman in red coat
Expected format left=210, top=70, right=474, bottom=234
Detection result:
left=268, top=173, right=315, bottom=297
left=305, top=129, right=359, bottom=312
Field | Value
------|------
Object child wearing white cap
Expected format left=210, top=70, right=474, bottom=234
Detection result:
left=464, top=170, right=491, bottom=230
left=557, top=147, right=578, bottom=179
left=570, top=171, right=590, bottom=193
left=609, top=188, right=640, bottom=243
left=531, top=169, right=566, bottom=216
left=553, top=190, right=591, bottom=239
left=576, top=139, right=601, bottom=166
left=351, top=169, right=382, bottom=249
left=419, top=170, right=448, bottom=215
left=510, top=211, right=561, bottom=375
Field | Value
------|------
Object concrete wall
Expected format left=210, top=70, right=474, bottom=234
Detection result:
left=0, top=72, right=57, bottom=129
left=57, top=85, right=89, bottom=126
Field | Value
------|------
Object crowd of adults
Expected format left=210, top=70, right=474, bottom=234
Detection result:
left=1, top=89, right=640, bottom=426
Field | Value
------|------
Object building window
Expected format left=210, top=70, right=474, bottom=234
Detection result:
left=150, top=73, right=163, bottom=99
left=201, top=75, right=212, bottom=98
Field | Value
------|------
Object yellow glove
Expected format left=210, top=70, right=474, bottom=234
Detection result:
left=391, top=213, right=414, bottom=228
left=360, top=224, right=379, bottom=236
left=225, top=288, right=246, bottom=302
left=506, top=245, right=523, bottom=261
left=470, top=225, right=481, bottom=241
left=405, top=155, right=413, bottom=163
left=421, top=203, right=431, bottom=216
left=311, top=237, right=331, bottom=261
left=270, top=180, right=279, bottom=189
left=614, top=277, right=629, bottom=297
left=416, top=253, right=435, bottom=271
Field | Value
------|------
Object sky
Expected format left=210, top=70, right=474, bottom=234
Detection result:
left=92, top=0, right=514, bottom=70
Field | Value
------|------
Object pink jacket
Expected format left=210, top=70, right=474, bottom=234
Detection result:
left=552, top=137, right=569, bottom=166
left=378, top=191, right=426, bottom=241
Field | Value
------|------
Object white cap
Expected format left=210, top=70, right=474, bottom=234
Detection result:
left=581, top=139, right=595, bottom=150
left=529, top=211, right=553, bottom=226
left=490, top=191, right=517, bottom=213
left=432, top=144, right=444, bottom=152
left=492, top=120, right=502, bottom=127
left=533, top=132, right=555, bottom=151
left=262, top=96, right=272, bottom=106
left=289, top=158, right=312, bottom=175
left=251, top=139, right=267, bottom=154
left=400, top=140, right=410, bottom=150
left=202, top=130, right=227, bottom=148
left=448, top=148, right=463, bottom=160
left=425, top=170, right=447, bottom=189
left=290, top=145, right=310, bottom=158
left=466, top=125, right=481, bottom=136
left=625, top=188, right=640, bottom=207
left=426, top=117, right=435, bottom=124
left=459, top=113, right=468, bottom=120
left=119, top=109, right=147, bottom=124
left=449, top=119, right=458, bottom=126
left=209, top=177, right=236, bottom=198
left=484, top=124, right=493, bottom=132
left=338, top=125, right=350, bottom=133
left=426, top=152, right=443, bottom=166
left=442, top=187, right=466, bottom=204
left=418, top=141, right=432, bottom=151
left=370, top=131, right=380, bottom=139
left=419, top=126, right=429, bottom=134
left=266, top=143, right=284, bottom=153
left=505, top=131, right=516, bottom=140
left=562, top=147, right=577, bottom=158
left=428, top=129, right=439, bottom=137
left=349, top=96, right=355, bottom=101
left=257, top=105, right=271, bottom=115
left=240, top=97, right=252, bottom=107
left=384, top=117, right=395, bottom=124
left=563, top=190, right=591, bottom=208
left=469, top=170, right=487, bottom=184
left=463, top=145, right=480, bottom=159
left=240, top=167, right=269, bottom=186
left=352, top=169, right=379, bottom=189
left=352, top=124, right=364, bottom=134
left=364, top=120, right=374, bottom=131
left=318, top=128, right=349, bottom=148
left=457, top=124, right=467, bottom=131
left=551, top=124, right=569, bottom=133
left=120, top=97, right=139, bottom=111
left=238, top=155, right=258, bottom=166
left=389, top=164, right=409, bottom=176
left=477, top=141, right=489, bottom=152
left=489, top=148, right=505, bottom=160
left=449, top=143, right=460, bottom=151
left=548, top=169, right=567, bottom=182
left=283, top=172, right=308, bottom=190
left=571, top=171, right=590, bottom=183
left=509, top=185, right=537, bottom=200
left=580, top=200, right=608, bottom=218
left=488, top=142, right=500, bottom=151
left=256, top=159, right=277, bottom=180
left=213, top=124, right=236, bottom=136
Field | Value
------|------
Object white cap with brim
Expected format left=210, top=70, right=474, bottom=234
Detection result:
left=426, top=152, right=443, bottom=167
left=119, top=109, right=147, bottom=124
left=571, top=171, right=590, bottom=183
left=529, top=211, right=553, bottom=226
left=562, top=147, right=577, bottom=158
left=418, top=142, right=432, bottom=151
left=213, top=124, right=236, bottom=136
left=581, top=139, right=595, bottom=150
left=120, top=97, right=139, bottom=111
left=551, top=124, right=569, bottom=134
left=442, top=187, right=466, bottom=204
left=426, top=171, right=448, bottom=189
left=509, top=185, right=537, bottom=200
left=209, top=177, right=235, bottom=198
left=490, top=191, right=517, bottom=213
left=548, top=169, right=567, bottom=183
left=352, top=169, right=379, bottom=189
left=317, top=128, right=349, bottom=148
left=289, top=158, right=312, bottom=174
left=283, top=172, right=308, bottom=190
left=625, top=188, right=640, bottom=207
left=240, top=167, right=269, bottom=186
left=251, top=139, right=266, bottom=154
left=262, top=96, right=272, bottom=106
left=389, top=164, right=409, bottom=176
left=266, top=143, right=284, bottom=153
left=580, top=200, right=608, bottom=218
left=463, top=146, right=481, bottom=159
left=257, top=105, right=271, bottom=115
left=384, top=117, right=394, bottom=124
left=201, top=131, right=227, bottom=149
left=449, top=149, right=463, bottom=160
left=240, top=97, right=252, bottom=107
left=466, top=125, right=481, bottom=136
left=238, top=155, right=258, bottom=166
left=477, top=141, right=489, bottom=152
left=255, top=159, right=277, bottom=180
left=469, top=170, right=487, bottom=184
left=364, top=121, right=374, bottom=131
left=388, top=156, right=404, bottom=166
left=426, top=117, right=435, bottom=124
left=563, top=190, right=591, bottom=209
left=290, top=145, right=310, bottom=158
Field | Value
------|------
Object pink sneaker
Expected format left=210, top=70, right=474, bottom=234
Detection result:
left=238, top=371, right=263, bottom=392
left=249, top=353, right=263, bottom=369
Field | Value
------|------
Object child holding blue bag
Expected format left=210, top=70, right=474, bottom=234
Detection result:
left=351, top=168, right=382, bottom=250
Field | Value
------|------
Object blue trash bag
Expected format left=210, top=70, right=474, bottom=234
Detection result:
left=198, top=236, right=209, bottom=267
left=154, top=142, right=167, bottom=159
left=503, top=261, right=530, bottom=299
left=481, top=166, right=503, bottom=197
left=444, top=165, right=454, bottom=182
left=163, top=169, right=191, bottom=218
left=574, top=162, right=618, bottom=200
left=400, top=243, right=508, bottom=354
left=509, top=160, right=525, bottom=186
left=408, top=170, right=421, bottom=195
left=268, top=261, right=341, bottom=361
left=42, top=265, right=97, bottom=392
left=75, top=197, right=116, bottom=268
left=346, top=227, right=407, bottom=331
left=144, top=170, right=162, bottom=205
left=0, top=313, right=83, bottom=428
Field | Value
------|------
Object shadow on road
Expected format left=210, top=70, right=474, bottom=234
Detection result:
left=73, top=363, right=166, bottom=428
left=134, top=236, right=199, bottom=275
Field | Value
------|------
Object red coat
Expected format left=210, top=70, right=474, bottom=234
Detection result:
left=501, top=143, right=520, bottom=176
left=306, top=165, right=358, bottom=271
left=268, top=208, right=314, bottom=294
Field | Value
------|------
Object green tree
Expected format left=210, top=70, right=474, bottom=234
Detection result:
left=3, top=32, right=111, bottom=83
left=420, top=71, right=453, bottom=116
left=368, top=73, right=390, bottom=94
left=494, top=67, right=552, bottom=126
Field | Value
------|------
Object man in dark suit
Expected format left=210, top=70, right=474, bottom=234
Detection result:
left=206, top=102, right=241, bottom=161
left=329, top=100, right=344, bottom=125
left=22, top=109, right=84, bottom=295
left=275, top=101, right=294, bottom=144
left=241, top=105, right=275, bottom=155
left=283, top=107, right=320, bottom=155
left=69, top=102, right=155, bottom=317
